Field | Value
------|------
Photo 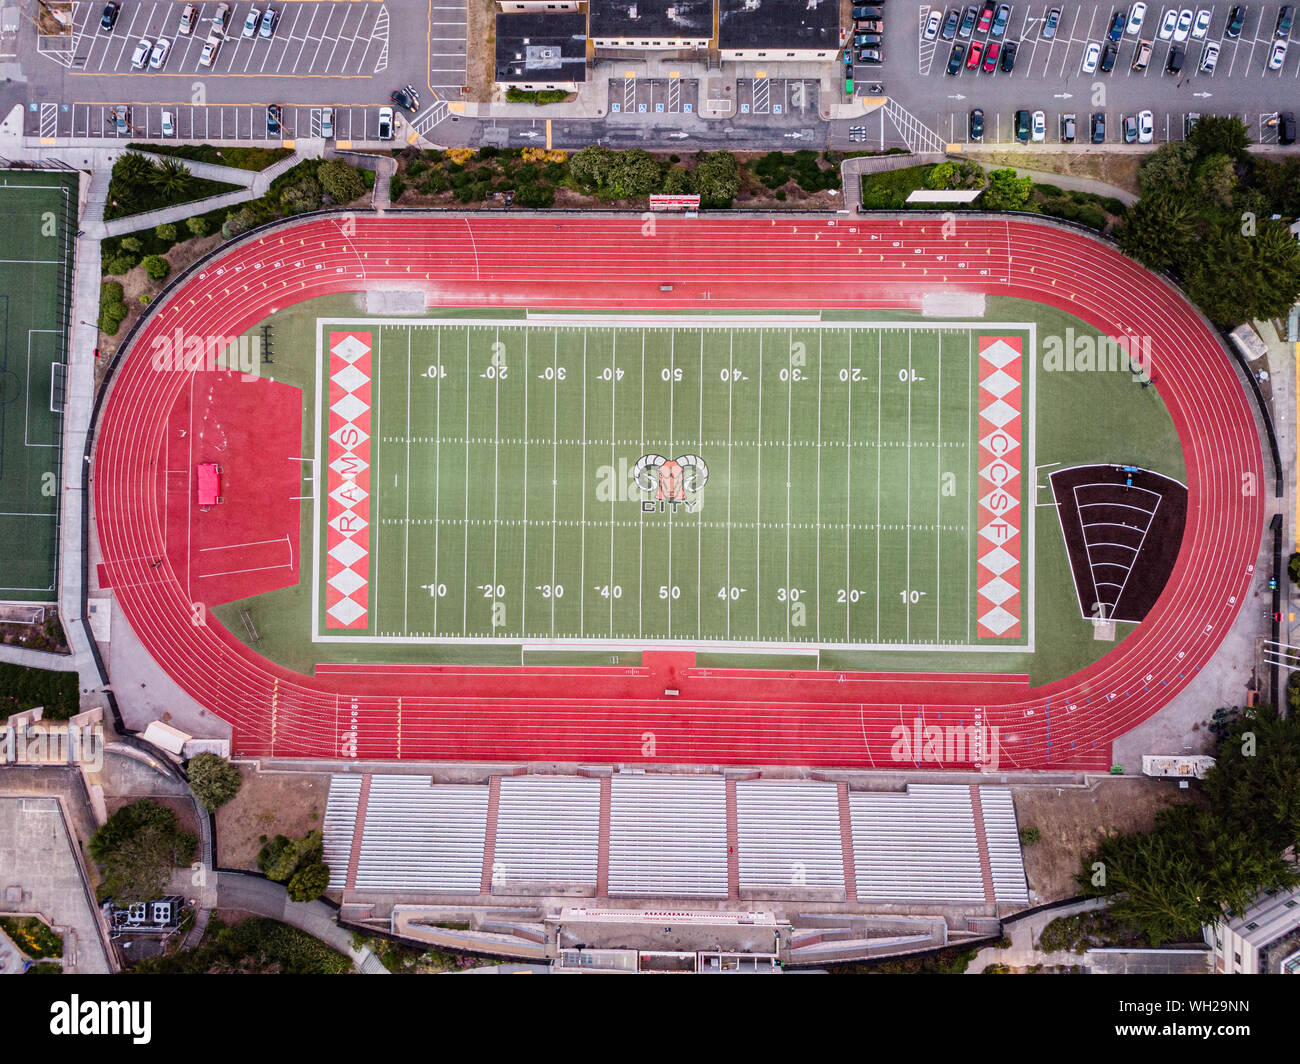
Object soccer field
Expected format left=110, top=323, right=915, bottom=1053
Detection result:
left=314, top=315, right=1033, bottom=651
left=0, top=172, right=76, bottom=602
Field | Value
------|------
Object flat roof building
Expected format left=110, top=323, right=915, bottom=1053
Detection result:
left=718, top=0, right=841, bottom=62
left=495, top=12, right=589, bottom=88
left=1205, top=885, right=1300, bottom=974
left=588, top=0, right=714, bottom=52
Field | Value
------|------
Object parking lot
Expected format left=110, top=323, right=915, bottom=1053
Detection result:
left=56, top=0, right=389, bottom=76
left=606, top=76, right=700, bottom=116
left=27, top=99, right=394, bottom=142
left=896, top=1, right=1299, bottom=144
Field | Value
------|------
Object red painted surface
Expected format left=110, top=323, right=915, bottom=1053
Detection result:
left=93, top=216, right=1265, bottom=769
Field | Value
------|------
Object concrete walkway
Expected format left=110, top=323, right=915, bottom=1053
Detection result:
left=325, top=146, right=394, bottom=211
left=962, top=158, right=1140, bottom=206
left=966, top=897, right=1108, bottom=972
left=840, top=151, right=948, bottom=213
left=215, top=872, right=387, bottom=973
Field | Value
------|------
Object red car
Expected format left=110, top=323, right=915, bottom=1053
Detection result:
left=966, top=38, right=984, bottom=67
left=982, top=40, right=1001, bottom=70
left=977, top=0, right=997, bottom=32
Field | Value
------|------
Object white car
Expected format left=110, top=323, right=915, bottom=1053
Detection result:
left=1269, top=39, right=1288, bottom=69
left=148, top=37, right=170, bottom=69
left=178, top=3, right=197, bottom=34
left=1032, top=109, right=1046, bottom=141
left=924, top=10, right=942, bottom=38
left=377, top=106, right=393, bottom=140
left=320, top=107, right=333, bottom=139
left=199, top=34, right=221, bottom=67
left=1126, top=1, right=1147, bottom=34
left=1082, top=40, right=1102, bottom=72
left=1191, top=7, right=1211, bottom=36
left=1199, top=39, right=1220, bottom=71
left=161, top=110, right=175, bottom=136
left=242, top=7, right=261, bottom=37
left=1138, top=109, right=1154, bottom=142
left=1174, top=7, right=1193, bottom=39
left=1158, top=8, right=1179, bottom=36
left=130, top=37, right=152, bottom=69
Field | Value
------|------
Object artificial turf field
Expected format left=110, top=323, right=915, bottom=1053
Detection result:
left=0, top=172, right=76, bottom=602
left=316, top=315, right=1033, bottom=650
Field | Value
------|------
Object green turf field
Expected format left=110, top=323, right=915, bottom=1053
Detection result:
left=313, top=315, right=1034, bottom=650
left=0, top=172, right=76, bottom=602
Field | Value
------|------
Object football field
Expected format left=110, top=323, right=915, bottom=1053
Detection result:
left=314, top=315, right=1034, bottom=651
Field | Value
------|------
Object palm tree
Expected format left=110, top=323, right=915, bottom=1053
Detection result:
left=150, top=157, right=193, bottom=200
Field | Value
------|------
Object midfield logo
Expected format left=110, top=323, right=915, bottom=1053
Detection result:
left=632, top=453, right=709, bottom=514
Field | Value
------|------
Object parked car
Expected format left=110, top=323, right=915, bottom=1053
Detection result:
left=1279, top=112, right=1296, bottom=144
left=1192, top=8, right=1212, bottom=36
left=1268, top=39, right=1288, bottom=68
left=991, top=3, right=1012, bottom=37
left=977, top=0, right=997, bottom=32
left=1000, top=39, right=1019, bottom=69
left=377, top=106, right=394, bottom=140
left=851, top=4, right=879, bottom=16
left=390, top=85, right=421, bottom=113
left=1226, top=4, right=1246, bottom=36
left=1015, top=108, right=1031, bottom=142
left=161, top=110, right=175, bottom=136
left=858, top=46, right=883, bottom=63
left=1126, top=2, right=1147, bottom=33
left=1032, top=109, right=1046, bottom=141
left=1100, top=40, right=1119, bottom=70
left=983, top=40, right=1001, bottom=69
left=942, top=7, right=961, bottom=38
left=320, top=107, right=333, bottom=139
left=1199, top=39, right=1220, bottom=71
left=213, top=2, right=231, bottom=29
left=1185, top=111, right=1201, bottom=134
left=853, top=6, right=884, bottom=21
left=853, top=31, right=880, bottom=46
left=148, top=37, right=170, bottom=69
left=1091, top=112, right=1106, bottom=142
left=1108, top=9, right=1127, bottom=39
left=947, top=41, right=967, bottom=72
left=1166, top=43, right=1185, bottom=71
left=1132, top=39, right=1153, bottom=68
left=967, top=39, right=985, bottom=67
left=100, top=2, right=119, bottom=31
left=130, top=37, right=152, bottom=69
left=242, top=7, right=261, bottom=37
left=199, top=33, right=221, bottom=67
left=1174, top=7, right=1193, bottom=40
left=1159, top=8, right=1179, bottom=37
left=1122, top=113, right=1138, bottom=142
left=1082, top=41, right=1102, bottom=72
left=266, top=104, right=281, bottom=136
left=959, top=4, right=978, bottom=36
left=1060, top=112, right=1077, bottom=142
left=113, top=106, right=128, bottom=136
left=1276, top=4, right=1294, bottom=37
left=1043, top=7, right=1060, bottom=37
left=970, top=107, right=984, bottom=140
left=925, top=10, right=943, bottom=38
left=856, top=17, right=885, bottom=31
left=1138, top=108, right=1154, bottom=142
left=259, top=7, right=280, bottom=37
left=178, top=3, right=197, bottom=34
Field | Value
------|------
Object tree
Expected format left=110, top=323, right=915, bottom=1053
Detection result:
left=513, top=182, right=554, bottom=208
left=1117, top=193, right=1195, bottom=274
left=318, top=159, right=365, bottom=205
left=286, top=862, right=331, bottom=902
left=1187, top=115, right=1251, bottom=162
left=222, top=205, right=262, bottom=239
left=660, top=165, right=695, bottom=196
left=1289, top=552, right=1300, bottom=587
left=141, top=254, right=170, bottom=281
left=185, top=215, right=209, bottom=237
left=1193, top=152, right=1238, bottom=208
left=604, top=149, right=661, bottom=199
left=568, top=145, right=616, bottom=193
left=280, top=175, right=322, bottom=215
left=1184, top=219, right=1300, bottom=325
left=979, top=168, right=1033, bottom=211
left=1136, top=141, right=1197, bottom=197
left=692, top=151, right=739, bottom=208
left=187, top=753, right=242, bottom=811
left=114, top=151, right=154, bottom=188
left=151, top=157, right=193, bottom=199
left=154, top=222, right=178, bottom=242
left=88, top=799, right=197, bottom=903
left=258, top=830, right=323, bottom=883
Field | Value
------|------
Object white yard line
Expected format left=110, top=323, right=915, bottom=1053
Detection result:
left=550, top=329, right=559, bottom=636
left=432, top=326, right=442, bottom=634
left=403, top=328, right=412, bottom=635
left=580, top=329, right=588, bottom=638
left=521, top=326, right=529, bottom=634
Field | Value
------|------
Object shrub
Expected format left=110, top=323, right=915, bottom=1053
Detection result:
left=286, top=862, right=331, bottom=902
left=390, top=174, right=406, bottom=202
left=142, top=254, right=170, bottom=281
left=514, top=182, right=554, bottom=208
left=185, top=215, right=209, bottom=237
left=445, top=147, right=474, bottom=166
left=1289, top=552, right=1300, bottom=586
left=280, top=175, right=322, bottom=215
left=420, top=170, right=452, bottom=195
left=222, top=205, right=262, bottom=239
left=187, top=754, right=242, bottom=811
left=103, top=253, right=138, bottom=276
left=154, top=223, right=178, bottom=242
left=1019, top=826, right=1041, bottom=845
left=318, top=159, right=366, bottom=205
left=120, top=236, right=143, bottom=254
left=88, top=799, right=197, bottom=903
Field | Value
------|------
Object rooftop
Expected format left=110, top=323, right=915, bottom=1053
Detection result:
left=718, top=0, right=840, bottom=50
left=588, top=0, right=715, bottom=40
left=495, top=12, right=589, bottom=83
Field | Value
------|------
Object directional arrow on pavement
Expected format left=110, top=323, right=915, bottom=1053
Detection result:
left=1193, top=91, right=1213, bottom=98
left=947, top=93, right=966, bottom=100
left=518, top=130, right=540, bottom=139
left=1053, top=92, right=1073, bottom=99
left=784, top=131, right=803, bottom=139
left=667, top=131, right=690, bottom=139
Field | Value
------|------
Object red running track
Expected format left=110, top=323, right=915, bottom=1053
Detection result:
left=92, top=215, right=1265, bottom=770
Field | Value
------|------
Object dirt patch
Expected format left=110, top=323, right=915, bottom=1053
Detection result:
left=1013, top=779, right=1197, bottom=902
left=465, top=0, right=495, bottom=102
left=214, top=766, right=331, bottom=871
left=0, top=614, right=68, bottom=653
left=963, top=149, right=1145, bottom=195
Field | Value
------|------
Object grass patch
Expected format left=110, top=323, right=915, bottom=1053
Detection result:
left=127, top=144, right=294, bottom=171
left=505, top=87, right=572, bottom=105
left=0, top=663, right=79, bottom=719
left=0, top=916, right=64, bottom=959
